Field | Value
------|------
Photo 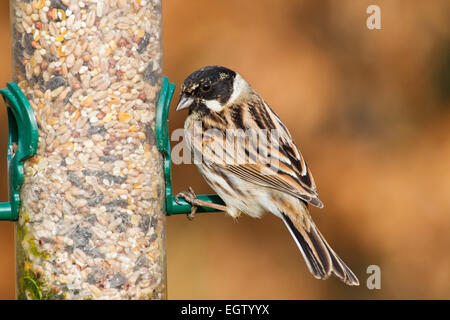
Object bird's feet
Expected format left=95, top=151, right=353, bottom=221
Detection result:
left=175, top=187, right=198, bottom=220
left=175, top=187, right=228, bottom=220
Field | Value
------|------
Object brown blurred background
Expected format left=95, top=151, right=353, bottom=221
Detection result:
left=1, top=0, right=450, bottom=299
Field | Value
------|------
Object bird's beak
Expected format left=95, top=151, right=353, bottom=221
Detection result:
left=176, top=94, right=194, bottom=111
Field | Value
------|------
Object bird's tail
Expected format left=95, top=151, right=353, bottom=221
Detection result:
left=281, top=208, right=359, bottom=286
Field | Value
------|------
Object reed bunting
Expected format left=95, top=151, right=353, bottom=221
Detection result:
left=175, top=65, right=359, bottom=286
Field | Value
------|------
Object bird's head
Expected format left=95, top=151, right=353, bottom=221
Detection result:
left=176, top=65, right=248, bottom=115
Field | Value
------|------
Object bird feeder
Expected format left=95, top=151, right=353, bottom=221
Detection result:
left=8, top=0, right=166, bottom=300
left=5, top=0, right=226, bottom=300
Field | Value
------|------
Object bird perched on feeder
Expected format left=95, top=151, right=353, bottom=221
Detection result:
left=175, top=65, right=359, bottom=286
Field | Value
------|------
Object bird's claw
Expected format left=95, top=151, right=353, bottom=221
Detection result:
left=175, top=187, right=198, bottom=221
left=175, top=187, right=197, bottom=203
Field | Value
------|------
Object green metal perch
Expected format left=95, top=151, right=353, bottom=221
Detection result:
left=156, top=76, right=225, bottom=216
left=0, top=82, right=38, bottom=221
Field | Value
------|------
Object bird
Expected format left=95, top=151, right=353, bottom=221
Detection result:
left=175, top=65, right=359, bottom=286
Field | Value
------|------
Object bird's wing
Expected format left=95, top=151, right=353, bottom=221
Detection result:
left=202, top=94, right=324, bottom=208
left=219, top=151, right=323, bottom=208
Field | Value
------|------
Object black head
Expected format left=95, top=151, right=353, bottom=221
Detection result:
left=176, top=66, right=238, bottom=115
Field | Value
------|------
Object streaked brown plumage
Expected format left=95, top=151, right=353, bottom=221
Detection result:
left=176, top=65, right=359, bottom=286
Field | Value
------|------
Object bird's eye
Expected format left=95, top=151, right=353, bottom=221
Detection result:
left=201, top=83, right=211, bottom=92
